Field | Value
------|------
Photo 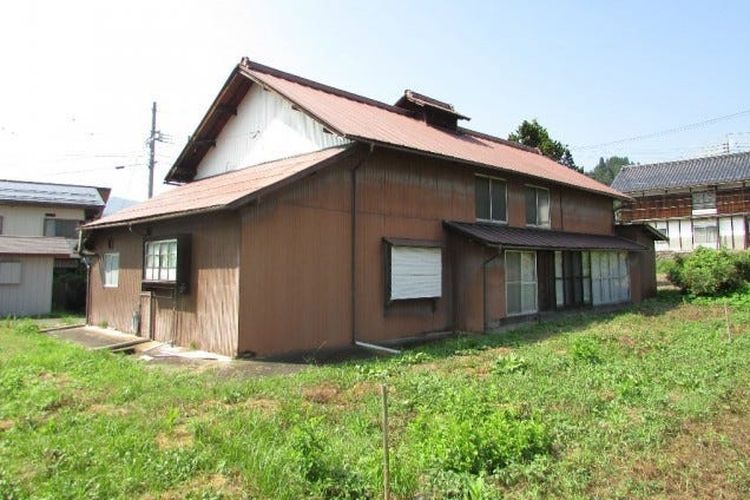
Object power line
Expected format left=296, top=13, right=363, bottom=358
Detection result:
left=574, top=107, right=750, bottom=151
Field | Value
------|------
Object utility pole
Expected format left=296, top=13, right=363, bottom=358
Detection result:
left=147, top=102, right=160, bottom=199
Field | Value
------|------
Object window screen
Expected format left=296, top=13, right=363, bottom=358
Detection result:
left=388, top=245, right=442, bottom=300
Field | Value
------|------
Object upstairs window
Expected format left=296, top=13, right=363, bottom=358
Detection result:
left=103, top=253, right=119, bottom=288
left=44, top=218, right=80, bottom=238
left=475, top=176, right=507, bottom=222
left=525, top=186, right=550, bottom=227
left=692, top=190, right=716, bottom=214
left=0, top=215, right=3, bottom=235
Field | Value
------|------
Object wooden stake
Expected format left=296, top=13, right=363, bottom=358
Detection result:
left=725, top=300, right=731, bottom=342
left=381, top=384, right=390, bottom=500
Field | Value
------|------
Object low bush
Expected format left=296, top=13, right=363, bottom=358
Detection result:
left=666, top=248, right=747, bottom=296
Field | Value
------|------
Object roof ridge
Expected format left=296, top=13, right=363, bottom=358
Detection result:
left=241, top=58, right=414, bottom=117
left=624, top=149, right=750, bottom=169
left=456, top=126, right=544, bottom=155
left=0, top=178, right=109, bottom=190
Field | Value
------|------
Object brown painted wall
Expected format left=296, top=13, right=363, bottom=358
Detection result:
left=89, top=148, right=619, bottom=357
left=237, top=149, right=616, bottom=355
left=87, top=212, right=240, bottom=356
left=619, top=187, right=750, bottom=222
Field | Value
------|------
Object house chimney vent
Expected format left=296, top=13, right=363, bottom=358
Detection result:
left=394, top=90, right=470, bottom=131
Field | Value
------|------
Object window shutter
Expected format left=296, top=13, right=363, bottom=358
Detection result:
left=389, top=245, right=442, bottom=300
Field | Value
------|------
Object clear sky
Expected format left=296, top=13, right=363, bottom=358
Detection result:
left=2, top=0, right=749, bottom=201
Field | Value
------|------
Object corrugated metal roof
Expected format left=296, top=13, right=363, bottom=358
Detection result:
left=444, top=221, right=646, bottom=251
left=239, top=61, right=626, bottom=200
left=0, top=236, right=76, bottom=257
left=84, top=147, right=352, bottom=228
left=0, top=179, right=106, bottom=207
left=611, top=151, right=750, bottom=193
left=166, top=59, right=628, bottom=201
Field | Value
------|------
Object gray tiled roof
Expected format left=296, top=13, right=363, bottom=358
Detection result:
left=0, top=180, right=105, bottom=207
left=611, top=151, right=750, bottom=193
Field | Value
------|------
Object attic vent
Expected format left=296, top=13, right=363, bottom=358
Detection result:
left=394, top=90, right=470, bottom=131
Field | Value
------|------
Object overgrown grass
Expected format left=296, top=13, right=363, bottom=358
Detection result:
left=1, top=291, right=750, bottom=498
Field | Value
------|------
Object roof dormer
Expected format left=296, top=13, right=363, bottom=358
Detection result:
left=394, top=90, right=470, bottom=131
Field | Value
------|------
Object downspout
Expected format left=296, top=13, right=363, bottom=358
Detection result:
left=351, top=144, right=374, bottom=345
left=482, top=247, right=502, bottom=332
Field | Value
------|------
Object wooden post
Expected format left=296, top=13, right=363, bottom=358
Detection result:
left=381, top=384, right=390, bottom=500
left=725, top=300, right=731, bottom=342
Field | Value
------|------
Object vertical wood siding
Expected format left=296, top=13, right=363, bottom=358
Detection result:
left=87, top=212, right=240, bottom=356
left=0, top=256, right=54, bottom=316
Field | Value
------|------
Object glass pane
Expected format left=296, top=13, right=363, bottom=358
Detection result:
left=521, top=252, right=535, bottom=282
left=590, top=252, right=600, bottom=279
left=507, top=283, right=521, bottom=315
left=491, top=180, right=506, bottom=221
left=582, top=251, right=590, bottom=277
left=168, top=268, right=177, bottom=281
left=506, top=252, right=521, bottom=282
left=583, top=277, right=591, bottom=303
left=475, top=177, right=490, bottom=220
left=525, top=187, right=537, bottom=224
left=555, top=278, right=564, bottom=306
left=537, top=189, right=550, bottom=225
left=609, top=252, right=618, bottom=278
left=554, top=251, right=562, bottom=279
left=522, top=283, right=537, bottom=313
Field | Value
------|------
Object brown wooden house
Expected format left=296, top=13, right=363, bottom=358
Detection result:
left=82, top=59, right=660, bottom=357
left=612, top=152, right=750, bottom=252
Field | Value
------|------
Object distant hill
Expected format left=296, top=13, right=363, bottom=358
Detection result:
left=103, top=196, right=139, bottom=216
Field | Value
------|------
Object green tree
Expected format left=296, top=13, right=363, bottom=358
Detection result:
left=508, top=119, right=581, bottom=172
left=588, top=156, right=632, bottom=185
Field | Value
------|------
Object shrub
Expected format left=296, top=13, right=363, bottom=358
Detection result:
left=408, top=406, right=550, bottom=476
left=675, top=248, right=744, bottom=296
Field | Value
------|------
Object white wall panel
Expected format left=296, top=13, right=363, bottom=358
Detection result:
left=733, top=216, right=747, bottom=249
left=679, top=220, right=693, bottom=252
left=0, top=256, right=54, bottom=316
left=196, top=85, right=350, bottom=179
left=667, top=220, right=681, bottom=251
left=0, top=205, right=84, bottom=237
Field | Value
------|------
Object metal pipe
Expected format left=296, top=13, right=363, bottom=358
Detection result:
left=355, top=341, right=401, bottom=355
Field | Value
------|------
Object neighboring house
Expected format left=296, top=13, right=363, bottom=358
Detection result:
left=612, top=152, right=750, bottom=253
left=0, top=180, right=110, bottom=316
left=82, top=58, right=660, bottom=357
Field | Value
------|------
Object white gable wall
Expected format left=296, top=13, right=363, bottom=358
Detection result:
left=195, top=85, right=350, bottom=180
left=0, top=205, right=85, bottom=237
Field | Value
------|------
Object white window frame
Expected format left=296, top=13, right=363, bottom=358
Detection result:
left=144, top=239, right=178, bottom=282
left=525, top=185, right=551, bottom=228
left=103, top=253, right=119, bottom=288
left=386, top=242, right=442, bottom=301
left=505, top=250, right=538, bottom=316
left=475, top=174, right=508, bottom=224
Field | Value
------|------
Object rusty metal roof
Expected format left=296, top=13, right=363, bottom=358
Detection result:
left=444, top=221, right=646, bottom=251
left=0, top=236, right=76, bottom=257
left=166, top=59, right=629, bottom=201
left=84, top=147, right=352, bottom=229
